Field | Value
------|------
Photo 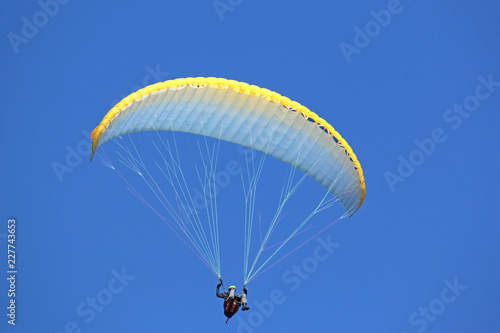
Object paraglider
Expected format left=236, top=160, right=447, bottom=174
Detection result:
left=90, top=77, right=365, bottom=321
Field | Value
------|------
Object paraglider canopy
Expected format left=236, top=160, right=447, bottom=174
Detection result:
left=91, top=77, right=365, bottom=216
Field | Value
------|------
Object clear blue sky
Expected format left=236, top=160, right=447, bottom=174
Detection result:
left=1, top=1, right=500, bottom=332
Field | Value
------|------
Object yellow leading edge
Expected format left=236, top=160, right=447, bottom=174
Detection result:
left=91, top=77, right=366, bottom=213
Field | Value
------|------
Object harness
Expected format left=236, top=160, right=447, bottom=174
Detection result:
left=224, top=298, right=240, bottom=323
